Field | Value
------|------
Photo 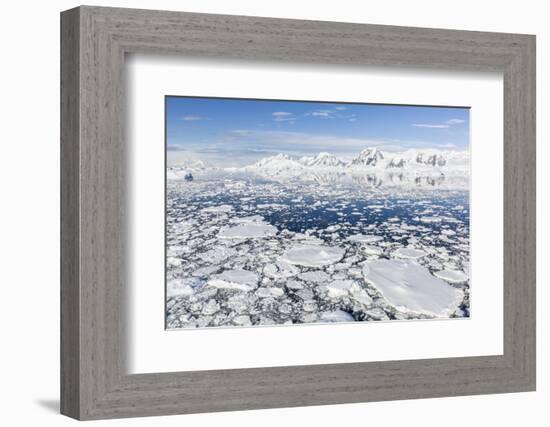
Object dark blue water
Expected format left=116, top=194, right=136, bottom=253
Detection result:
left=170, top=178, right=469, bottom=257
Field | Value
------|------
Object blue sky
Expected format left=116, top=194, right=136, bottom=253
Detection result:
left=166, top=96, right=469, bottom=166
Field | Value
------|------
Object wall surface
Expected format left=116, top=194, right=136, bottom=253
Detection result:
left=0, top=0, right=547, bottom=425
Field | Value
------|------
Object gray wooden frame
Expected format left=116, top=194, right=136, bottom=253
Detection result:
left=60, top=5, right=536, bottom=420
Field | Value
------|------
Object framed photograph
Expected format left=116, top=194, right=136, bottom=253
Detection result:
left=61, top=6, right=536, bottom=420
left=164, top=96, right=472, bottom=330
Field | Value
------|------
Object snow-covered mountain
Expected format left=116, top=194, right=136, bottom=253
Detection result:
left=387, top=157, right=406, bottom=168
left=299, top=152, right=346, bottom=168
left=416, top=153, right=446, bottom=167
left=241, top=148, right=469, bottom=189
left=253, top=153, right=296, bottom=168
left=349, top=148, right=384, bottom=167
left=251, top=153, right=305, bottom=173
left=247, top=148, right=467, bottom=172
left=168, top=148, right=469, bottom=189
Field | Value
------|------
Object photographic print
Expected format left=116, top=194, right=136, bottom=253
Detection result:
left=165, top=97, right=470, bottom=330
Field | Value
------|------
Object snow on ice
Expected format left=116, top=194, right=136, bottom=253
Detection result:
left=207, top=269, right=259, bottom=292
left=280, top=244, right=345, bottom=267
left=218, top=222, right=277, bottom=239
left=392, top=247, right=427, bottom=259
left=433, top=269, right=469, bottom=284
left=363, top=259, right=463, bottom=317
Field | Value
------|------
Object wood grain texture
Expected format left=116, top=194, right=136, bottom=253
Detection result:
left=60, top=5, right=536, bottom=420
left=60, top=7, right=80, bottom=419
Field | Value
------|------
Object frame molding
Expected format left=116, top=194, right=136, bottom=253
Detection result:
left=61, top=6, right=536, bottom=420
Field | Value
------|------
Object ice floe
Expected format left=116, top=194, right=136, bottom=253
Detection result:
left=201, top=204, right=234, bottom=213
left=363, top=245, right=383, bottom=256
left=327, top=280, right=356, bottom=298
left=197, top=246, right=237, bottom=263
left=256, top=287, right=285, bottom=298
left=280, top=244, right=345, bottom=267
left=232, top=215, right=265, bottom=223
left=298, top=270, right=331, bottom=283
left=363, top=259, right=463, bottom=317
left=419, top=216, right=442, bottom=223
left=326, top=279, right=373, bottom=306
left=348, top=234, right=384, bottom=244
left=207, top=269, right=259, bottom=292
left=166, top=279, right=195, bottom=298
left=441, top=228, right=456, bottom=236
left=393, top=247, right=427, bottom=259
left=434, top=269, right=469, bottom=284
left=218, top=222, right=277, bottom=239
left=233, top=315, right=252, bottom=326
left=320, top=310, right=355, bottom=323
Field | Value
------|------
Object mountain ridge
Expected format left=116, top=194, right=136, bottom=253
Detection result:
left=248, top=148, right=468, bottom=171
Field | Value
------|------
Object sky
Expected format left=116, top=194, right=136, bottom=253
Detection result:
left=166, top=96, right=469, bottom=167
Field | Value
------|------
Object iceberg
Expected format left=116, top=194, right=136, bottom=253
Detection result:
left=166, top=278, right=195, bottom=298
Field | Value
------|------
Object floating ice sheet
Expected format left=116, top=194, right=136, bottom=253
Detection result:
left=207, top=269, right=259, bottom=292
left=320, top=310, right=355, bottom=323
left=218, top=222, right=277, bottom=239
left=393, top=247, right=427, bottom=259
left=202, top=204, right=234, bottom=213
left=348, top=234, right=384, bottom=244
left=363, top=259, right=463, bottom=317
left=166, top=278, right=195, bottom=298
left=434, top=269, right=469, bottom=284
left=280, top=244, right=345, bottom=267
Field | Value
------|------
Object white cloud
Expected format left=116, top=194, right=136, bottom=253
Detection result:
left=231, top=129, right=254, bottom=136
left=173, top=129, right=465, bottom=167
left=226, top=129, right=456, bottom=153
left=272, top=111, right=295, bottom=122
left=308, top=108, right=356, bottom=120
left=412, top=124, right=450, bottom=129
left=181, top=115, right=206, bottom=121
left=309, top=109, right=340, bottom=119
left=311, top=111, right=331, bottom=117
left=167, top=145, right=186, bottom=151
left=229, top=129, right=384, bottom=150
left=412, top=118, right=466, bottom=128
